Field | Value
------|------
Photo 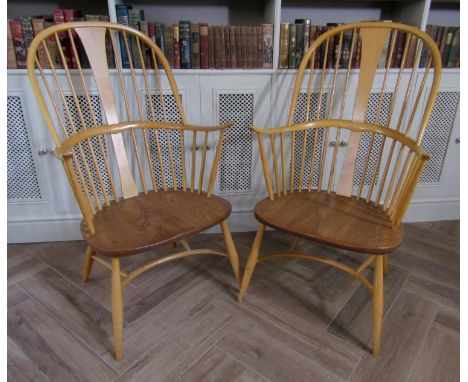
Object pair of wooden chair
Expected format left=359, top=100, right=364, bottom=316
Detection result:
left=27, top=21, right=440, bottom=361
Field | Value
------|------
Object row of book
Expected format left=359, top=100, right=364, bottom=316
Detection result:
left=115, top=5, right=274, bottom=69
left=279, top=20, right=460, bottom=70
left=7, top=10, right=112, bottom=69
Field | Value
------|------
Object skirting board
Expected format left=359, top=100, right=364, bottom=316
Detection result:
left=7, top=198, right=459, bottom=243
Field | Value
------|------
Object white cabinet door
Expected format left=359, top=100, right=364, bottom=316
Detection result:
left=200, top=74, right=272, bottom=231
left=407, top=71, right=460, bottom=221
left=7, top=73, right=82, bottom=242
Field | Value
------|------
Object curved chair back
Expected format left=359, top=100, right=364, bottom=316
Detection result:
left=27, top=22, right=229, bottom=234
left=254, top=22, right=441, bottom=226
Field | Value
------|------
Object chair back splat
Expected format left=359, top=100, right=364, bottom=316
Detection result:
left=254, top=22, right=440, bottom=228
left=27, top=22, right=229, bottom=235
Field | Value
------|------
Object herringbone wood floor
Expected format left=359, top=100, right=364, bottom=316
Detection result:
left=8, top=221, right=459, bottom=382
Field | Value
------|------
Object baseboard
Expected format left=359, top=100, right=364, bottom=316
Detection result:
left=8, top=197, right=459, bottom=243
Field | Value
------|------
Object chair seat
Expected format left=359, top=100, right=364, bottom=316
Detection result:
left=81, top=191, right=231, bottom=257
left=254, top=191, right=403, bottom=254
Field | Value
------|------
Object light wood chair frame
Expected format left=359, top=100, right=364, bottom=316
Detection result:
left=27, top=21, right=241, bottom=361
left=238, top=22, right=441, bottom=357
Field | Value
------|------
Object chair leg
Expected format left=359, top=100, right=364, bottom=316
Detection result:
left=238, top=224, right=265, bottom=303
left=383, top=254, right=389, bottom=275
left=82, top=245, right=94, bottom=283
left=220, top=220, right=242, bottom=285
left=111, top=257, right=124, bottom=361
left=372, top=255, right=384, bottom=357
left=290, top=235, right=299, bottom=250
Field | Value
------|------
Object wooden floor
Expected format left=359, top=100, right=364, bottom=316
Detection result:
left=8, top=221, right=459, bottom=382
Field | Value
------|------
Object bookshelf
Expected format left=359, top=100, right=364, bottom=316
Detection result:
left=7, top=0, right=460, bottom=242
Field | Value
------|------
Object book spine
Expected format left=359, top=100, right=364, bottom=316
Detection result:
left=7, top=20, right=17, bottom=69
left=246, top=26, right=253, bottom=69
left=63, top=10, right=81, bottom=68
left=173, top=24, right=180, bottom=69
left=405, top=34, right=417, bottom=68
left=179, top=20, right=191, bottom=69
left=442, top=27, right=455, bottom=67
left=99, top=15, right=114, bottom=69
left=31, top=18, right=49, bottom=68
left=208, top=25, right=215, bottom=69
left=279, top=23, right=289, bottom=69
left=326, top=23, right=337, bottom=68
left=129, top=9, right=142, bottom=68
left=353, top=29, right=362, bottom=69
left=10, top=19, right=27, bottom=69
left=85, top=15, right=100, bottom=21
left=256, top=25, right=263, bottom=69
left=438, top=26, right=448, bottom=63
left=139, top=21, right=151, bottom=68
left=446, top=27, right=460, bottom=68
left=378, top=31, right=390, bottom=68
left=235, top=26, right=242, bottom=69
left=21, top=17, right=34, bottom=52
left=190, top=23, right=200, bottom=69
left=295, top=22, right=304, bottom=68
left=224, top=26, right=231, bottom=69
left=220, top=25, right=226, bottom=69
left=288, top=24, right=296, bottom=69
left=53, top=9, right=72, bottom=68
left=147, top=22, right=156, bottom=68
left=392, top=30, right=405, bottom=68
left=156, top=23, right=165, bottom=65
left=262, top=23, right=273, bottom=69
left=229, top=25, right=237, bottom=69
left=115, top=5, right=132, bottom=68
left=200, top=23, right=209, bottom=69
left=303, top=20, right=311, bottom=57
left=164, top=26, right=174, bottom=68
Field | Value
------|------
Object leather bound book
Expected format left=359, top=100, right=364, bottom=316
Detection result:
left=214, top=26, right=221, bottom=69
left=241, top=26, right=248, bottom=69
left=179, top=20, right=191, bottom=69
left=279, top=23, right=289, bottom=69
left=200, top=23, right=209, bottom=69
left=208, top=25, right=215, bottom=69
left=173, top=24, right=180, bottom=69
left=256, top=25, right=263, bottom=68
left=235, top=26, right=242, bottom=69
left=63, top=9, right=81, bottom=68
left=10, top=19, right=27, bottom=69
left=229, top=25, right=237, bottom=69
left=164, top=25, right=174, bottom=68
left=224, top=26, right=231, bottom=69
left=219, top=25, right=226, bottom=69
left=115, top=4, right=133, bottom=68
left=190, top=23, right=200, bottom=69
left=288, top=24, right=296, bottom=69
left=31, top=18, right=49, bottom=68
left=7, top=20, right=17, bottom=68
left=262, top=23, right=273, bottom=69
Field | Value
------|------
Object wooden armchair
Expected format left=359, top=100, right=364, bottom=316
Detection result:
left=238, top=22, right=441, bottom=357
left=27, top=22, right=241, bottom=361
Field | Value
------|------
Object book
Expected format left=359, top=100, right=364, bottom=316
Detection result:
left=200, top=23, right=209, bottom=69
left=208, top=25, right=215, bottom=69
left=353, top=29, right=362, bottom=69
left=326, top=23, right=338, bottom=68
left=219, top=25, right=226, bottom=69
left=438, top=26, right=448, bottom=60
left=405, top=34, right=418, bottom=68
left=392, top=29, right=405, bottom=68
left=10, top=19, right=27, bottom=68
left=303, top=20, right=311, bottom=61
left=246, top=26, right=254, bottom=69
left=262, top=23, right=273, bottom=69
left=21, top=17, right=35, bottom=55
left=442, top=27, right=455, bottom=67
left=139, top=21, right=151, bottom=68
left=63, top=9, right=81, bottom=68
left=179, top=20, right=191, bottom=69
left=240, top=26, right=248, bottom=69
left=173, top=24, right=180, bottom=69
left=53, top=9, right=72, bottom=68
left=7, top=20, right=17, bottom=69
left=308, top=25, right=318, bottom=68
left=235, top=26, right=242, bottom=69
left=279, top=23, right=289, bottom=69
left=164, top=25, right=174, bottom=67
left=295, top=20, right=304, bottom=68
left=224, top=26, right=231, bottom=69
left=190, top=23, right=200, bottom=69
left=31, top=18, right=49, bottom=68
left=115, top=4, right=133, bottom=68
left=129, top=8, right=144, bottom=68
left=229, top=25, right=237, bottom=69
left=288, top=24, right=296, bottom=69
left=341, top=29, right=353, bottom=68
left=155, top=23, right=165, bottom=66
left=44, top=20, right=63, bottom=69
left=256, top=25, right=263, bottom=69
left=446, top=27, right=460, bottom=68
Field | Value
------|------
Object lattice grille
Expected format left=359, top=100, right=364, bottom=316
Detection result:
left=145, top=94, right=183, bottom=189
left=292, top=93, right=327, bottom=189
left=353, top=92, right=392, bottom=187
left=420, top=91, right=459, bottom=183
left=219, top=93, right=254, bottom=192
left=63, top=95, right=112, bottom=199
left=7, top=96, right=42, bottom=201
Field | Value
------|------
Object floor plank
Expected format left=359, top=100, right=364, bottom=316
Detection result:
left=7, top=285, right=29, bottom=310
left=349, top=291, right=438, bottom=382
